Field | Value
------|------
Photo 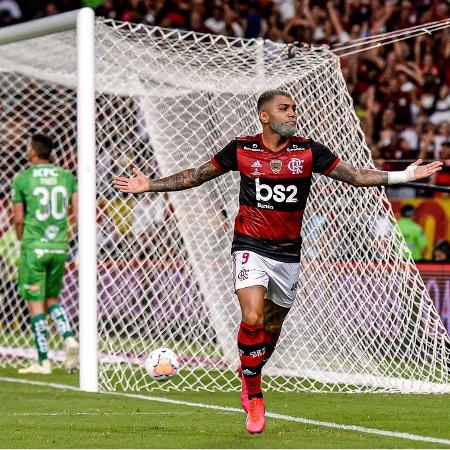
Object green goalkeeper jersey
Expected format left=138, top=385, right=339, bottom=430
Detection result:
left=12, top=163, right=77, bottom=250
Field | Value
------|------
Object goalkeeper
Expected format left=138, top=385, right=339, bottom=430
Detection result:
left=113, top=90, right=442, bottom=434
left=13, top=134, right=79, bottom=374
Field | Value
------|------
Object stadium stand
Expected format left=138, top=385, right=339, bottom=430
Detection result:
left=2, top=0, right=449, bottom=197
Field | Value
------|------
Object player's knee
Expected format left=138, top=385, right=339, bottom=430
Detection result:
left=242, top=312, right=264, bottom=326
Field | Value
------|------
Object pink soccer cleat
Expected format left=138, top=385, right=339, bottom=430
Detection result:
left=237, top=366, right=249, bottom=413
left=246, top=397, right=265, bottom=434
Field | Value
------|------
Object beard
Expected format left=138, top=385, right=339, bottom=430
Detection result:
left=269, top=121, right=297, bottom=137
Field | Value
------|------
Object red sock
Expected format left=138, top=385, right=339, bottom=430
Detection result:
left=262, top=329, right=281, bottom=366
left=237, top=321, right=265, bottom=398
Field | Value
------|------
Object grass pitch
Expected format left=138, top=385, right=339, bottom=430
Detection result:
left=1, top=368, right=449, bottom=448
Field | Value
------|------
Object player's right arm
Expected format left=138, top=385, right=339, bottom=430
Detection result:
left=113, top=140, right=238, bottom=194
left=112, top=162, right=224, bottom=194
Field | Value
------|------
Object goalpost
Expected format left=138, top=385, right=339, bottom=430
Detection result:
left=0, top=10, right=449, bottom=394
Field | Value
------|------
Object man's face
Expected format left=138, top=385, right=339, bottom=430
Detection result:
left=440, top=145, right=450, bottom=159
left=260, top=95, right=297, bottom=137
left=434, top=249, right=447, bottom=261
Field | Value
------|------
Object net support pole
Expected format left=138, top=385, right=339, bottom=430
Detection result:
left=0, top=7, right=98, bottom=392
left=77, top=7, right=98, bottom=393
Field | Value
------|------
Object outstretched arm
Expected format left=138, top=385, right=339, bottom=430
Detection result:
left=112, top=161, right=224, bottom=194
left=328, top=159, right=442, bottom=187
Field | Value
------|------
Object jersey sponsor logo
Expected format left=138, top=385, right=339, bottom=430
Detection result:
left=291, top=281, right=299, bottom=292
left=257, top=202, right=273, bottom=209
left=270, top=159, right=282, bottom=174
left=33, top=167, right=59, bottom=177
left=34, top=249, right=45, bottom=259
left=243, top=143, right=263, bottom=152
left=255, top=178, right=298, bottom=203
left=250, top=160, right=264, bottom=176
left=242, top=368, right=257, bottom=376
left=44, top=225, right=59, bottom=241
left=250, top=348, right=266, bottom=358
left=287, top=143, right=306, bottom=151
left=23, top=284, right=40, bottom=293
left=288, top=158, right=304, bottom=174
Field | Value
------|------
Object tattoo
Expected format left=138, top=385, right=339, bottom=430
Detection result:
left=150, top=161, right=223, bottom=192
left=328, top=161, right=388, bottom=187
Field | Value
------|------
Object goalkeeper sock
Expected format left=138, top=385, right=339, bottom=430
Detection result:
left=262, top=329, right=281, bottom=367
left=30, top=313, right=49, bottom=363
left=237, top=321, right=265, bottom=398
left=47, top=304, right=73, bottom=339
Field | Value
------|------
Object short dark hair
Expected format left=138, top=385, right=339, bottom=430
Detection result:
left=257, top=89, right=292, bottom=111
left=401, top=204, right=415, bottom=218
left=30, top=134, right=53, bottom=160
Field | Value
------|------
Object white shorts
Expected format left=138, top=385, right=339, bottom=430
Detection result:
left=232, top=250, right=300, bottom=308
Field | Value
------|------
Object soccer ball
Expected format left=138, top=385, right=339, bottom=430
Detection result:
left=144, top=347, right=179, bottom=381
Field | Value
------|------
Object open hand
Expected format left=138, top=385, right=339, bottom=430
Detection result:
left=112, top=168, right=150, bottom=194
left=409, top=159, right=443, bottom=180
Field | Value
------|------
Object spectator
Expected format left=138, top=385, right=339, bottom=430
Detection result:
left=431, top=141, right=450, bottom=196
left=204, top=6, right=225, bottom=35
left=432, top=240, right=450, bottom=262
left=0, top=0, right=21, bottom=20
left=241, top=1, right=267, bottom=39
left=95, top=0, right=118, bottom=20
left=397, top=204, right=428, bottom=261
left=44, top=2, right=60, bottom=16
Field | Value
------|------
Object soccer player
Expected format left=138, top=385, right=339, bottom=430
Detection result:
left=112, top=90, right=442, bottom=434
left=12, top=134, right=79, bottom=374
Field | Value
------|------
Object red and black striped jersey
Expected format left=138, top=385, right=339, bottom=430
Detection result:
left=211, top=133, right=340, bottom=262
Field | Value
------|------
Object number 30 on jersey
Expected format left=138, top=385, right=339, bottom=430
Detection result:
left=32, top=186, right=68, bottom=221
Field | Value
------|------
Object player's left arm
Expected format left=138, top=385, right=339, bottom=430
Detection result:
left=327, top=159, right=443, bottom=187
left=70, top=192, right=78, bottom=221
left=12, top=203, right=24, bottom=241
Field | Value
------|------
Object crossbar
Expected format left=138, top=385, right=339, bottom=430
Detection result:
left=0, top=9, right=80, bottom=45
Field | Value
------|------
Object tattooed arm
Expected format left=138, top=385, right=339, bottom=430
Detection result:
left=112, top=161, right=224, bottom=194
left=328, top=159, right=442, bottom=187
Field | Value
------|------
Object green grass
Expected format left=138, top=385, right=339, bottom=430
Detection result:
left=1, top=368, right=449, bottom=448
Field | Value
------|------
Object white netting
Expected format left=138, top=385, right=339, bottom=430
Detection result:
left=0, top=19, right=449, bottom=393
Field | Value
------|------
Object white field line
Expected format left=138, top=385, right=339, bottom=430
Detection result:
left=6, top=411, right=220, bottom=417
left=1, top=376, right=450, bottom=446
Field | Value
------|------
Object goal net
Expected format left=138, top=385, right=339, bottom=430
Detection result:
left=0, top=17, right=449, bottom=393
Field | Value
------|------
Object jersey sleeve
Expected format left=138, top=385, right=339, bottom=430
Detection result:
left=11, top=174, right=24, bottom=204
left=311, top=140, right=340, bottom=175
left=211, top=140, right=238, bottom=172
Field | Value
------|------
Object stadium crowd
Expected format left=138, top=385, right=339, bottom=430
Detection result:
left=1, top=0, right=449, bottom=193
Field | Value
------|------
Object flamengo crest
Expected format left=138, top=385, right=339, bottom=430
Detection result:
left=288, top=158, right=304, bottom=174
left=270, top=159, right=282, bottom=174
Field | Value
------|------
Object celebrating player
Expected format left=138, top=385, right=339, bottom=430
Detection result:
left=13, top=134, right=79, bottom=374
left=113, top=90, right=442, bottom=434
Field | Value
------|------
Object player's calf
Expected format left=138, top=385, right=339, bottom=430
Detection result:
left=237, top=366, right=249, bottom=413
